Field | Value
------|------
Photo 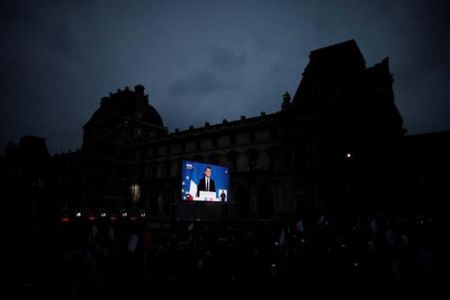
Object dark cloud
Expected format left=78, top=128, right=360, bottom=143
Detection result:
left=167, top=70, right=234, bottom=97
left=163, top=46, right=249, bottom=130
left=210, top=47, right=247, bottom=73
left=1, top=0, right=449, bottom=154
left=167, top=47, right=246, bottom=97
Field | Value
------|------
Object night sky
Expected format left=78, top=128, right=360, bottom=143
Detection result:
left=1, top=0, right=449, bottom=154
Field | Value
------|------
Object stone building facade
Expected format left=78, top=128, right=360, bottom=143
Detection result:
left=3, top=40, right=411, bottom=221
left=76, top=40, right=405, bottom=219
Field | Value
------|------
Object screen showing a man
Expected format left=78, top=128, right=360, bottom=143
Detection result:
left=196, top=166, right=216, bottom=197
left=181, top=161, right=229, bottom=202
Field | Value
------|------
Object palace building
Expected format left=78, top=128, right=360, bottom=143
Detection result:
left=4, top=40, right=416, bottom=221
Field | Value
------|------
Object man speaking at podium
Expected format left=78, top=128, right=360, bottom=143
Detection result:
left=196, top=166, right=216, bottom=197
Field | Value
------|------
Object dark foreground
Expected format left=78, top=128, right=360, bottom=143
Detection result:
left=13, top=213, right=445, bottom=297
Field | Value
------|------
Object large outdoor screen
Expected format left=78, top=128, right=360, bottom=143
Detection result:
left=181, top=160, right=229, bottom=202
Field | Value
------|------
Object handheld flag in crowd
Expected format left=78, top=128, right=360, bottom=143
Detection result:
left=296, top=220, right=305, bottom=233
left=128, top=234, right=139, bottom=253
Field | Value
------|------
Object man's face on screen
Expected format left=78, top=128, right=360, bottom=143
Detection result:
left=204, top=168, right=211, bottom=178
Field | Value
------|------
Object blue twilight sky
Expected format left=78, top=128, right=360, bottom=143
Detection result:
left=1, top=0, right=449, bottom=154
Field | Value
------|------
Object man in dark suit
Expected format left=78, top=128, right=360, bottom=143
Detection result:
left=196, top=166, right=216, bottom=197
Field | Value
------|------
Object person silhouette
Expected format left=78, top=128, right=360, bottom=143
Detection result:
left=196, top=166, right=216, bottom=197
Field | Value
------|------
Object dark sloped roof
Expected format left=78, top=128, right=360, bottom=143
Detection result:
left=86, top=85, right=164, bottom=128
left=292, top=40, right=368, bottom=105
left=308, top=39, right=366, bottom=70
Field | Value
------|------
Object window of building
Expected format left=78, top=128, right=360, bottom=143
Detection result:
left=230, top=135, right=236, bottom=145
left=131, top=183, right=141, bottom=203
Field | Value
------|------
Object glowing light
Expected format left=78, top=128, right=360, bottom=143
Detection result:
left=131, top=184, right=141, bottom=203
left=88, top=215, right=96, bottom=221
left=100, top=212, right=107, bottom=218
left=61, top=216, right=70, bottom=223
left=346, top=152, right=352, bottom=159
left=75, top=212, right=81, bottom=217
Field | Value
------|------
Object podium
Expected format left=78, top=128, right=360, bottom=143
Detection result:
left=198, top=191, right=219, bottom=201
